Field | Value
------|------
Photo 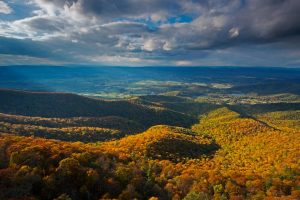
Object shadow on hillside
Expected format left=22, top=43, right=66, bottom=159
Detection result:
left=146, top=138, right=220, bottom=162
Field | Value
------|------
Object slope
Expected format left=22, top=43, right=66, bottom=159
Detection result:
left=100, top=125, right=219, bottom=162
left=192, top=107, right=274, bottom=145
left=0, top=89, right=196, bottom=128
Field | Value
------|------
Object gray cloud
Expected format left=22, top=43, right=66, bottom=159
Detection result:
left=0, top=0, right=299, bottom=66
left=34, top=0, right=182, bottom=20
left=239, top=0, right=300, bottom=39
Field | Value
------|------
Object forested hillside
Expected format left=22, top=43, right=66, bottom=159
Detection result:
left=0, top=89, right=196, bottom=128
left=0, top=103, right=299, bottom=200
left=1, top=0, right=300, bottom=198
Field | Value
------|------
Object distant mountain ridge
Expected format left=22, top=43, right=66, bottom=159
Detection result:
left=0, top=89, right=196, bottom=128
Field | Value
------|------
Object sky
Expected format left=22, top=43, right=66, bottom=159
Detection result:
left=0, top=0, right=300, bottom=67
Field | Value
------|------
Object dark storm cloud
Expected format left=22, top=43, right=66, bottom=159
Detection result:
left=236, top=0, right=300, bottom=41
left=54, top=0, right=300, bottom=41
left=35, top=0, right=182, bottom=19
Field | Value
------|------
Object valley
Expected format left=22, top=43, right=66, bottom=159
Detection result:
left=0, top=74, right=299, bottom=200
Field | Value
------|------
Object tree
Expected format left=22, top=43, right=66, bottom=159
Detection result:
left=55, top=157, right=86, bottom=197
left=183, top=191, right=211, bottom=200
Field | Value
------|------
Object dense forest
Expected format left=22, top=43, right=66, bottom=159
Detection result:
left=0, top=89, right=299, bottom=200
left=0, top=89, right=196, bottom=128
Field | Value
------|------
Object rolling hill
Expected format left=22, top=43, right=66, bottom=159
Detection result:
left=192, top=107, right=274, bottom=145
left=0, top=106, right=299, bottom=199
left=0, top=89, right=196, bottom=129
left=0, top=87, right=300, bottom=200
left=100, top=125, right=219, bottom=162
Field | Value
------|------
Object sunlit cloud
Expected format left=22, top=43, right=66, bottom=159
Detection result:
left=0, top=1, right=12, bottom=14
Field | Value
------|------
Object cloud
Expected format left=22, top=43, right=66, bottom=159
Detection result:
left=0, top=54, right=63, bottom=65
left=142, top=39, right=163, bottom=51
left=229, top=28, right=239, bottom=38
left=33, top=0, right=180, bottom=19
left=175, top=60, right=192, bottom=66
left=238, top=0, right=300, bottom=40
left=0, top=1, right=12, bottom=14
left=0, top=0, right=299, bottom=66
